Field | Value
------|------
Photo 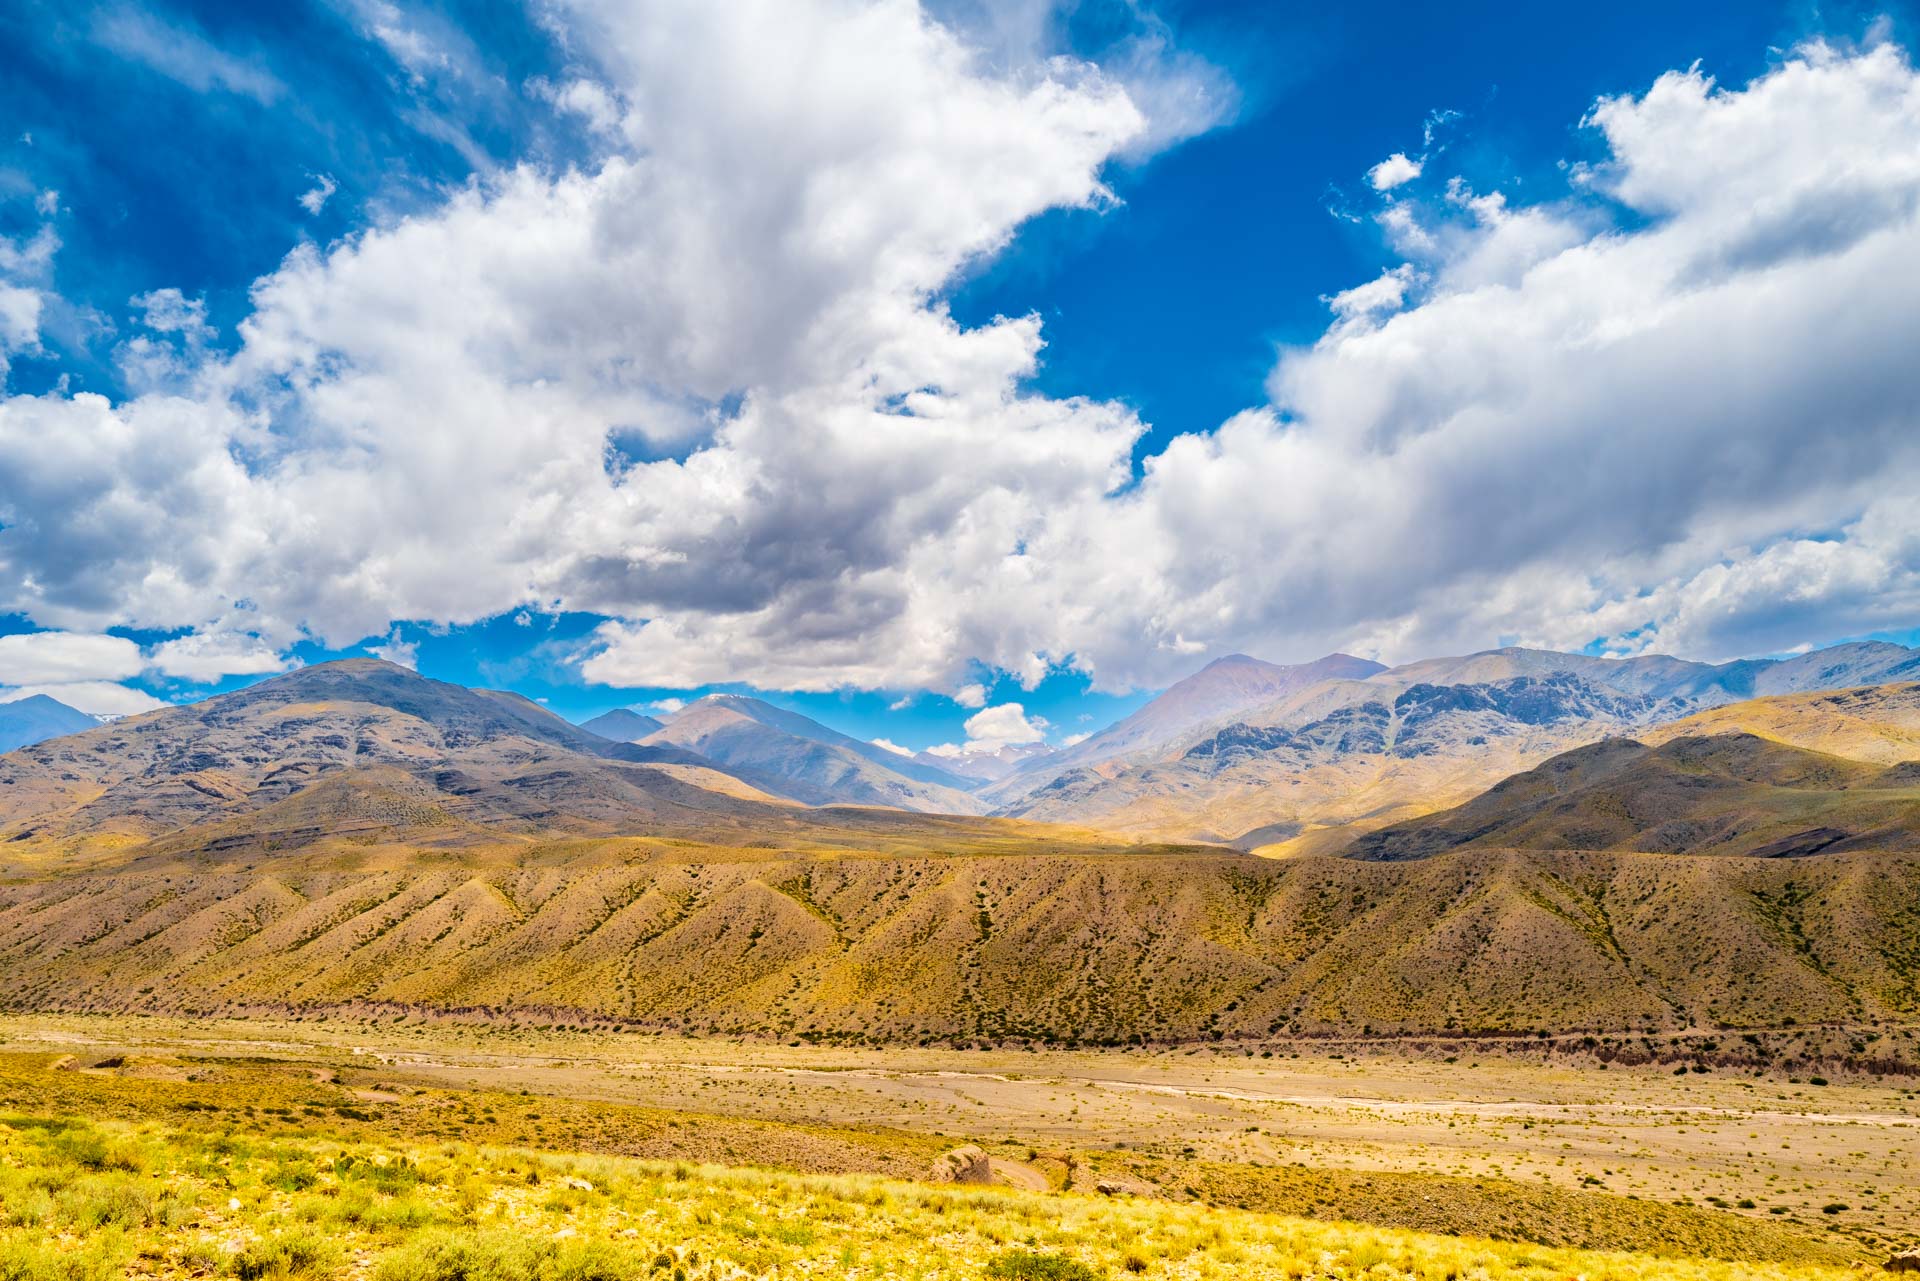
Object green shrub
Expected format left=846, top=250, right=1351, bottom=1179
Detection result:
left=376, top=1231, right=651, bottom=1281
left=230, top=1233, right=343, bottom=1281
left=0, top=1237, right=128, bottom=1281
left=374, top=1231, right=547, bottom=1281
left=985, top=1251, right=1103, bottom=1281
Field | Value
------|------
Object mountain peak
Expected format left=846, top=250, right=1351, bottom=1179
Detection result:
left=3, top=693, right=82, bottom=713
left=1198, top=652, right=1270, bottom=671
left=0, top=693, right=101, bottom=754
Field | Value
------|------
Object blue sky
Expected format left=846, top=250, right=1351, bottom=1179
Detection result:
left=2, top=0, right=1918, bottom=749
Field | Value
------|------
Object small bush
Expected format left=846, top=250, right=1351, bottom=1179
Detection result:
left=229, top=1233, right=341, bottom=1281
left=0, top=1237, right=127, bottom=1281
left=374, top=1232, right=644, bottom=1281
left=985, top=1251, right=1103, bottom=1281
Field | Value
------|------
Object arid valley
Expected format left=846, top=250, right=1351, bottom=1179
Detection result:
left=8, top=3, right=1920, bottom=1278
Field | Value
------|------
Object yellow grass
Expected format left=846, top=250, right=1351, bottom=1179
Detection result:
left=0, top=1114, right=1864, bottom=1281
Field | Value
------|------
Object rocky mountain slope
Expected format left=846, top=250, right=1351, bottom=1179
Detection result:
left=1347, top=681, right=1920, bottom=861
left=635, top=694, right=984, bottom=813
left=0, top=694, right=97, bottom=754
left=1642, top=681, right=1920, bottom=763
left=3, top=658, right=1919, bottom=1042
left=1348, top=732, right=1920, bottom=861
left=997, top=642, right=1920, bottom=846
left=3, top=840, right=1917, bottom=1039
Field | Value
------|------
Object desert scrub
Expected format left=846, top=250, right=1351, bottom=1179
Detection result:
left=0, top=1115, right=1870, bottom=1281
left=986, top=1251, right=1103, bottom=1281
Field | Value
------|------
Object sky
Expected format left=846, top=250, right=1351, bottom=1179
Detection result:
left=2, top=0, right=1919, bottom=753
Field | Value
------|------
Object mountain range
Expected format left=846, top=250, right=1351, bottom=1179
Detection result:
left=8, top=640, right=1920, bottom=856
left=989, top=641, right=1920, bottom=847
left=0, top=660, right=1122, bottom=865
left=3, top=645, right=1920, bottom=1039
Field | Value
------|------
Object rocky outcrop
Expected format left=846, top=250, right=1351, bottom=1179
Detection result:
left=928, top=1145, right=992, bottom=1185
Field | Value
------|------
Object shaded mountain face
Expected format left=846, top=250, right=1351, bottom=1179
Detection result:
left=0, top=659, right=985, bottom=858
left=1346, top=731, right=1920, bottom=861
left=0, top=695, right=98, bottom=754
left=995, top=643, right=1920, bottom=846
left=579, top=708, right=665, bottom=742
left=639, top=695, right=985, bottom=813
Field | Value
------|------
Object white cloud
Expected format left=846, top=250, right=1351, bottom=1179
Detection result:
left=1060, top=730, right=1090, bottom=747
left=0, top=224, right=56, bottom=381
left=922, top=700, right=1050, bottom=757
left=331, top=0, right=478, bottom=84
left=645, top=697, right=686, bottom=714
left=368, top=630, right=418, bottom=669
left=92, top=6, right=284, bottom=103
left=529, top=76, right=626, bottom=137
left=118, top=288, right=218, bottom=390
left=131, top=288, right=209, bottom=337
left=961, top=701, right=1047, bottom=749
left=869, top=736, right=913, bottom=756
left=0, top=681, right=165, bottom=717
left=951, top=683, right=989, bottom=709
left=298, top=174, right=338, bottom=215
left=0, top=632, right=143, bottom=685
left=1324, top=264, right=1418, bottom=323
left=147, top=632, right=296, bottom=682
left=4, top=25, right=1920, bottom=699
left=1367, top=151, right=1422, bottom=191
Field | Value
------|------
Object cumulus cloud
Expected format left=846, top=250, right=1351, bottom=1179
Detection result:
left=922, top=699, right=1048, bottom=756
left=528, top=76, right=626, bottom=138
left=951, top=683, right=989, bottom=709
left=869, top=737, right=913, bottom=756
left=2, top=19, right=1919, bottom=702
left=0, top=632, right=143, bottom=685
left=1367, top=151, right=1422, bottom=190
left=960, top=701, right=1047, bottom=748
left=1324, top=264, right=1418, bottom=323
left=645, top=697, right=686, bottom=714
left=147, top=632, right=297, bottom=682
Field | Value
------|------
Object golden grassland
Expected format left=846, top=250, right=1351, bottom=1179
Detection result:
left=0, top=1035, right=1897, bottom=1272
left=0, top=1111, right=1873, bottom=1281
left=10, top=1012, right=1917, bottom=1253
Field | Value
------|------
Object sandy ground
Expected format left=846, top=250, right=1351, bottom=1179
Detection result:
left=2, top=1014, right=1915, bottom=1244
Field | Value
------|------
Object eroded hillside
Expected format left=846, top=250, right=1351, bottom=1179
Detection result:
left=5, top=842, right=1919, bottom=1040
